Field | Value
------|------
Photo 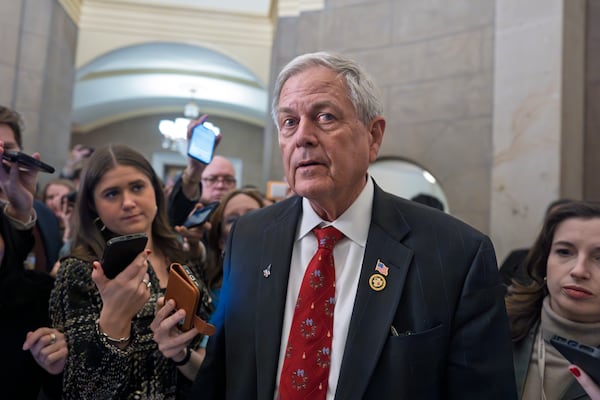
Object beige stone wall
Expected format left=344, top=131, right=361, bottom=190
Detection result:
left=267, top=0, right=496, bottom=233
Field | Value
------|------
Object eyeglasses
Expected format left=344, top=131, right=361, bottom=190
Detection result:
left=201, top=175, right=237, bottom=186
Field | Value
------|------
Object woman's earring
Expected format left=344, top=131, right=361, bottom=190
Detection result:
left=93, top=217, right=106, bottom=232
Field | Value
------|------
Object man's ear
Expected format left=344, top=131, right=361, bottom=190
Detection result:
left=367, top=116, right=385, bottom=162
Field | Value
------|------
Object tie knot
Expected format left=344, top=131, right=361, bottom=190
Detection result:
left=313, top=226, right=344, bottom=250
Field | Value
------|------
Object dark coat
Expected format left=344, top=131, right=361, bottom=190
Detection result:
left=192, top=182, right=517, bottom=399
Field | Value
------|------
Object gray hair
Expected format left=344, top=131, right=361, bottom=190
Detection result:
left=271, top=51, right=384, bottom=129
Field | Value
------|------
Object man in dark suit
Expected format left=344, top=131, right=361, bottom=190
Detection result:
left=190, top=52, right=517, bottom=399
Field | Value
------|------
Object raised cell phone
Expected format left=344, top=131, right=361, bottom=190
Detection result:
left=187, top=123, right=218, bottom=164
left=183, top=201, right=219, bottom=229
left=2, top=151, right=55, bottom=173
left=550, top=334, right=600, bottom=384
left=101, top=233, right=148, bottom=279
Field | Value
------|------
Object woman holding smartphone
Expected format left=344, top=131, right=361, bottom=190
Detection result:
left=50, top=144, right=210, bottom=399
left=506, top=200, right=600, bottom=399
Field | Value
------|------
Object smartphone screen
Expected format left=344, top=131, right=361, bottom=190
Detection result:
left=183, top=201, right=219, bottom=228
left=188, top=124, right=217, bottom=164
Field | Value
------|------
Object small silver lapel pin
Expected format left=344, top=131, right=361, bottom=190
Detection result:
left=263, top=264, right=272, bottom=278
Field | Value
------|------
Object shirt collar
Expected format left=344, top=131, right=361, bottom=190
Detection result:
left=298, top=176, right=374, bottom=247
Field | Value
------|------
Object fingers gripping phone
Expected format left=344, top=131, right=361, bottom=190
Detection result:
left=2, top=151, right=55, bottom=173
left=187, top=124, right=218, bottom=164
left=164, top=263, right=216, bottom=335
left=183, top=201, right=219, bottom=229
left=101, top=233, right=148, bottom=279
left=551, top=335, right=600, bottom=384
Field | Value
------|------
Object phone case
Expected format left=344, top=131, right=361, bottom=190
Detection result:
left=101, top=233, right=148, bottom=279
left=164, top=263, right=216, bottom=335
left=551, top=335, right=600, bottom=384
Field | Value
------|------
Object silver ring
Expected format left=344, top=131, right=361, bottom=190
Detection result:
left=49, top=332, right=56, bottom=345
left=142, top=279, right=151, bottom=288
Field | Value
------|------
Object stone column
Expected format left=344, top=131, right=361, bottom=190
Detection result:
left=491, top=0, right=585, bottom=262
left=0, top=0, right=77, bottom=185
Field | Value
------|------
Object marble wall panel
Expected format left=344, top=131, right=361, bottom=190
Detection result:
left=320, top=1, right=393, bottom=50
left=0, top=65, right=16, bottom=104
left=387, top=73, right=491, bottom=124
left=0, top=0, right=23, bottom=26
left=296, top=11, right=322, bottom=54
left=392, top=0, right=494, bottom=43
left=351, top=28, right=486, bottom=86
left=0, top=21, right=20, bottom=67
left=18, top=31, right=50, bottom=74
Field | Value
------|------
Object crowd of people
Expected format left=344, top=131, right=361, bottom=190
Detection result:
left=1, top=51, right=599, bottom=400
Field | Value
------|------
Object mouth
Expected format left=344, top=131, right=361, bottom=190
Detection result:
left=563, top=285, right=593, bottom=299
left=296, top=159, right=324, bottom=170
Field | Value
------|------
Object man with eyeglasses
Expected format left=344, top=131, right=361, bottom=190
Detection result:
left=199, top=155, right=237, bottom=204
left=167, top=118, right=237, bottom=227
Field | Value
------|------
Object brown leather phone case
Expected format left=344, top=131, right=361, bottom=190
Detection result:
left=164, top=263, right=216, bottom=336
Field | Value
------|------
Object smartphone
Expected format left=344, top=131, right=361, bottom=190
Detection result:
left=2, top=151, right=55, bottom=173
left=183, top=201, right=219, bottom=229
left=187, top=123, right=218, bottom=164
left=101, top=233, right=148, bottom=279
left=62, top=191, right=77, bottom=206
left=550, top=334, right=600, bottom=384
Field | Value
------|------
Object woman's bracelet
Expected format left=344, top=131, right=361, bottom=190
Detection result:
left=173, top=346, right=192, bottom=366
left=96, top=319, right=131, bottom=345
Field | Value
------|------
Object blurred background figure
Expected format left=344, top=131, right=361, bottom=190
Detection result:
left=204, top=188, right=265, bottom=312
left=0, top=109, right=66, bottom=400
left=410, top=192, right=445, bottom=212
left=40, top=179, right=76, bottom=244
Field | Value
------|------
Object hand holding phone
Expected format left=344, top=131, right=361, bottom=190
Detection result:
left=2, top=151, right=55, bottom=173
left=183, top=201, right=219, bottom=229
left=551, top=335, right=600, bottom=384
left=101, top=233, right=149, bottom=279
left=187, top=123, right=218, bottom=164
left=164, top=263, right=216, bottom=335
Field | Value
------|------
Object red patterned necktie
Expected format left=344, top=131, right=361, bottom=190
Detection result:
left=278, top=226, right=344, bottom=400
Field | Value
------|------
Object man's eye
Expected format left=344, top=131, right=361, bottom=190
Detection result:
left=317, top=113, right=335, bottom=122
left=282, top=118, right=296, bottom=128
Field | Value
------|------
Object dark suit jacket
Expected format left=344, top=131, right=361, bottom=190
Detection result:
left=33, top=199, right=63, bottom=270
left=513, top=323, right=588, bottom=400
left=192, top=183, right=517, bottom=399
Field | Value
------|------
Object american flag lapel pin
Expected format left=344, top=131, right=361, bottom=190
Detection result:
left=263, top=264, right=272, bottom=278
left=375, top=259, right=389, bottom=276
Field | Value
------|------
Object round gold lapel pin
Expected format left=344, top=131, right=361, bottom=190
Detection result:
left=369, top=273, right=387, bottom=291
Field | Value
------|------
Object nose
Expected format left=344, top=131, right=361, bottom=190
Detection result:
left=122, top=191, right=136, bottom=209
left=295, top=118, right=318, bottom=147
left=570, top=256, right=592, bottom=280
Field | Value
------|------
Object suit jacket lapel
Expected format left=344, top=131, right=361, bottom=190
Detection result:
left=256, top=198, right=302, bottom=399
left=335, top=186, right=413, bottom=400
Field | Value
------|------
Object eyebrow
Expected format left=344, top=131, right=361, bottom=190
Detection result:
left=277, top=101, right=341, bottom=116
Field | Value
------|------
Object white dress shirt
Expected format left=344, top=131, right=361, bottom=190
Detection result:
left=275, top=177, right=374, bottom=400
